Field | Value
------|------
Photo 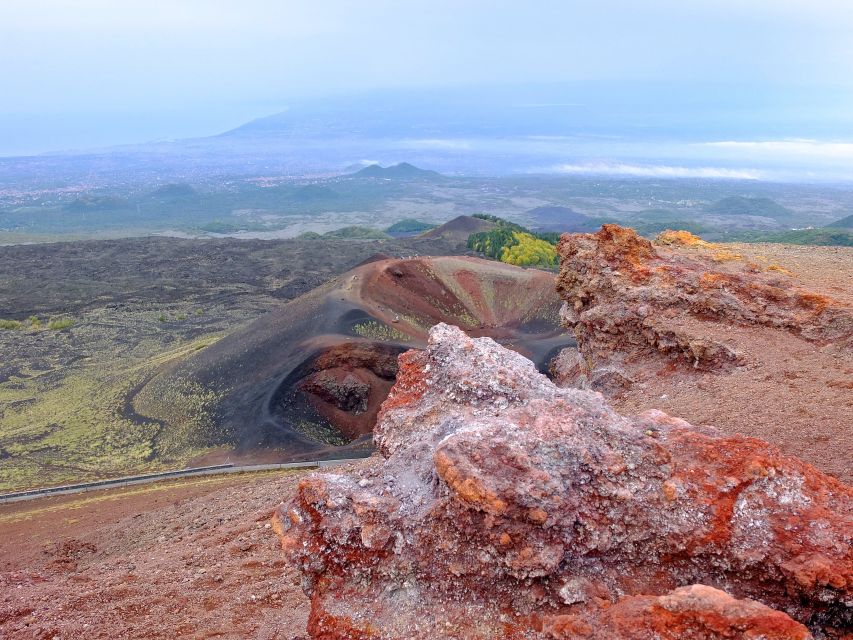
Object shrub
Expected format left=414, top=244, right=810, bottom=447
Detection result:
left=0, top=319, right=22, bottom=330
left=28, top=315, right=42, bottom=330
left=48, top=318, right=75, bottom=330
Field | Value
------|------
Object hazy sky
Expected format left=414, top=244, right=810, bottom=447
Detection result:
left=1, top=0, right=852, bottom=155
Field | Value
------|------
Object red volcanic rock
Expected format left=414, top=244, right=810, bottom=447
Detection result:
left=296, top=343, right=401, bottom=441
left=552, top=226, right=853, bottom=482
left=545, top=585, right=813, bottom=639
left=554, top=225, right=853, bottom=386
left=274, top=324, right=852, bottom=639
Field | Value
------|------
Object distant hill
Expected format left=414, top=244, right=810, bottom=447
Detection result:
left=525, top=206, right=602, bottom=233
left=386, top=219, right=437, bottom=237
left=420, top=215, right=498, bottom=242
left=705, top=196, right=793, bottom=219
left=628, top=209, right=710, bottom=236
left=827, top=214, right=853, bottom=228
left=323, top=226, right=389, bottom=240
left=352, top=162, right=443, bottom=180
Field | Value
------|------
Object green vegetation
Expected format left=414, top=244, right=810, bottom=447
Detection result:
left=467, top=216, right=559, bottom=268
left=291, top=418, right=349, bottom=446
left=351, top=320, right=411, bottom=342
left=728, top=228, right=853, bottom=246
left=64, top=195, right=132, bottom=212
left=152, top=183, right=197, bottom=198
left=294, top=184, right=339, bottom=200
left=628, top=209, right=711, bottom=237
left=386, top=218, right=437, bottom=235
left=0, top=334, right=223, bottom=491
left=1, top=316, right=75, bottom=331
left=47, top=318, right=74, bottom=330
left=501, top=234, right=560, bottom=267
left=200, top=220, right=244, bottom=233
left=323, top=226, right=389, bottom=239
left=471, top=213, right=506, bottom=224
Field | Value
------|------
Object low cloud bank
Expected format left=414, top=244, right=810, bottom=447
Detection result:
left=551, top=162, right=762, bottom=180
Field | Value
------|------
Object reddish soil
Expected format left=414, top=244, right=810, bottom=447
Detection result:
left=354, top=255, right=562, bottom=340
left=0, top=466, right=377, bottom=639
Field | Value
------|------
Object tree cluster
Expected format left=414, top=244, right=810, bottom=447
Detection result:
left=467, top=215, right=558, bottom=267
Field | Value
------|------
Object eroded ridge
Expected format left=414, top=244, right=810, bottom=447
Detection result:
left=274, top=324, right=852, bottom=639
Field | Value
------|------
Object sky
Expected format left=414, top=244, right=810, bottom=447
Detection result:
left=1, top=0, right=852, bottom=157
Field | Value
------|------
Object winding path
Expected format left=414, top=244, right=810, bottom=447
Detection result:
left=0, top=457, right=367, bottom=504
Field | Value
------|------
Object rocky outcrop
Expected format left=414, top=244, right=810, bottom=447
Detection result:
left=274, top=324, right=852, bottom=639
left=553, top=225, right=852, bottom=390
left=295, top=343, right=402, bottom=442
left=544, top=585, right=814, bottom=639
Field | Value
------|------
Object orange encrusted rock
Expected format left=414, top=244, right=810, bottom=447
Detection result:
left=275, top=324, right=852, bottom=639
left=554, top=225, right=851, bottom=382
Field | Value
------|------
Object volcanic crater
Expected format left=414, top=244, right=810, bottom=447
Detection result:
left=130, top=256, right=570, bottom=462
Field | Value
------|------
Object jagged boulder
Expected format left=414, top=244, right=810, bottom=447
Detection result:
left=554, top=225, right=852, bottom=386
left=544, top=585, right=814, bottom=639
left=274, top=324, right=852, bottom=639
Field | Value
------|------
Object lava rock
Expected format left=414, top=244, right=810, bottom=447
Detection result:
left=274, top=324, right=852, bottom=639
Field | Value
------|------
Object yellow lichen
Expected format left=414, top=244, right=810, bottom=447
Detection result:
left=655, top=230, right=710, bottom=248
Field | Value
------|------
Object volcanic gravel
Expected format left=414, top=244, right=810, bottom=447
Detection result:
left=0, top=464, right=374, bottom=639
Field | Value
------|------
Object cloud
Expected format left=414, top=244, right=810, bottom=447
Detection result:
left=402, top=138, right=473, bottom=150
left=701, top=140, right=853, bottom=159
left=550, top=162, right=762, bottom=180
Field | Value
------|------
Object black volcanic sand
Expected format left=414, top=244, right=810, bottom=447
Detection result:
left=0, top=233, right=472, bottom=387
left=133, top=256, right=573, bottom=464
left=0, top=234, right=468, bottom=317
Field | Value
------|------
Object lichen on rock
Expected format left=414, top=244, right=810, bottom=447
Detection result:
left=274, top=323, right=852, bottom=639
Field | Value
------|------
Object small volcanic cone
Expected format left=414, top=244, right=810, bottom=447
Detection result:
left=131, top=256, right=571, bottom=463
